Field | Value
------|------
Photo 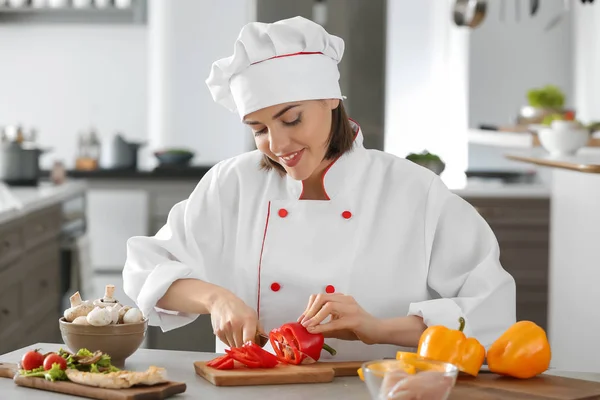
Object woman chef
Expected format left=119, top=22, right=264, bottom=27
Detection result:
left=123, top=16, right=516, bottom=361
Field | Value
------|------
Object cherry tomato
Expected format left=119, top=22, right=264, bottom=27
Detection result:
left=21, top=350, right=45, bottom=371
left=43, top=353, right=67, bottom=371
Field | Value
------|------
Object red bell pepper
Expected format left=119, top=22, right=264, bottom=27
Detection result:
left=218, top=342, right=280, bottom=369
left=243, top=342, right=279, bottom=368
left=206, top=354, right=234, bottom=370
left=226, top=348, right=262, bottom=368
left=269, top=322, right=337, bottom=365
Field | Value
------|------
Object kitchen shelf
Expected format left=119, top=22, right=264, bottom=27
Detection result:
left=0, top=0, right=146, bottom=24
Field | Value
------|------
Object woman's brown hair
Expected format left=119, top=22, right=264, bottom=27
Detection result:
left=259, top=101, right=355, bottom=174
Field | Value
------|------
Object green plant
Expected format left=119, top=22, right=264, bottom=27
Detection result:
left=527, top=85, right=565, bottom=109
left=541, top=113, right=565, bottom=126
left=542, top=113, right=586, bottom=129
left=406, top=150, right=443, bottom=163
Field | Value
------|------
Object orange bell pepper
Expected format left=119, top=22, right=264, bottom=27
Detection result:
left=417, top=317, right=485, bottom=376
left=486, top=320, right=551, bottom=379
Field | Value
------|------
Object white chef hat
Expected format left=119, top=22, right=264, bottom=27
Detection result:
left=206, top=16, right=345, bottom=119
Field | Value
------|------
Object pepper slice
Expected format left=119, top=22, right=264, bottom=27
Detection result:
left=269, top=322, right=336, bottom=365
left=213, top=356, right=234, bottom=370
left=225, top=348, right=262, bottom=369
left=242, top=342, right=279, bottom=368
left=206, top=354, right=234, bottom=370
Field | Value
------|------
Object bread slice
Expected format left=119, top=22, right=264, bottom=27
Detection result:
left=65, top=366, right=168, bottom=389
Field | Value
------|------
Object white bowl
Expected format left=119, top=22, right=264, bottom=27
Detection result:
left=538, top=127, right=589, bottom=156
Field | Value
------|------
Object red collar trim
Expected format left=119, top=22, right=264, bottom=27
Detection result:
left=299, top=119, right=361, bottom=200
left=251, top=51, right=324, bottom=66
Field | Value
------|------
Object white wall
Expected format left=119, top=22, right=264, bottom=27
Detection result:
left=573, top=1, right=600, bottom=123
left=468, top=0, right=573, bottom=128
left=384, top=0, right=469, bottom=187
left=0, top=0, right=256, bottom=171
left=0, top=25, right=147, bottom=170
left=147, top=0, right=256, bottom=166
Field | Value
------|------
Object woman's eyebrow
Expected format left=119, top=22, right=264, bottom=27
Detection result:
left=243, top=104, right=299, bottom=125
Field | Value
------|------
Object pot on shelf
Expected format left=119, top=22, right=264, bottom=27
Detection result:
left=0, top=141, right=51, bottom=186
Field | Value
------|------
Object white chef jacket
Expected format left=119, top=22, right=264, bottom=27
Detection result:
left=123, top=120, right=516, bottom=361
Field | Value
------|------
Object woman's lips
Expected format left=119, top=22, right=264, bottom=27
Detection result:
left=279, top=149, right=305, bottom=168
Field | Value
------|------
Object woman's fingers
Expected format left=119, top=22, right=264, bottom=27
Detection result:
left=298, top=294, right=317, bottom=323
left=307, top=316, right=348, bottom=334
left=299, top=293, right=346, bottom=323
left=306, top=302, right=354, bottom=328
left=301, top=294, right=343, bottom=324
left=225, top=328, right=236, bottom=348
left=233, top=327, right=244, bottom=348
left=242, top=317, right=258, bottom=345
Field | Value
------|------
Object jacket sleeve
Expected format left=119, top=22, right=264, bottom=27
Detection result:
left=122, top=163, right=227, bottom=332
left=407, top=175, right=517, bottom=348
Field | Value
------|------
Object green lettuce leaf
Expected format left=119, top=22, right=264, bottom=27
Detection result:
left=20, top=364, right=67, bottom=382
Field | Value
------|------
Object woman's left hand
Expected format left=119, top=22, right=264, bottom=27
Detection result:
left=298, top=293, right=382, bottom=345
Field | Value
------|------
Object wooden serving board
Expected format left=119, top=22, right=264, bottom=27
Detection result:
left=451, top=372, right=600, bottom=400
left=194, top=360, right=364, bottom=386
left=0, top=362, right=186, bottom=400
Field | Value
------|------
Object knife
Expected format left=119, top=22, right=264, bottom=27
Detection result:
left=255, top=333, right=318, bottom=364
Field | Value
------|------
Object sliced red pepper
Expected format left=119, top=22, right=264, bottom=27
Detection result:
left=269, top=331, right=286, bottom=359
left=215, top=358, right=234, bottom=370
left=225, top=348, right=262, bottom=369
left=269, top=322, right=337, bottom=365
left=206, top=354, right=230, bottom=368
left=242, top=342, right=279, bottom=368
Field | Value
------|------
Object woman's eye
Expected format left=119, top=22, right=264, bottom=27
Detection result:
left=282, top=114, right=302, bottom=127
left=253, top=127, right=267, bottom=137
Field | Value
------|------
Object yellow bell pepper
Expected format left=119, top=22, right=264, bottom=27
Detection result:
left=486, top=320, right=551, bottom=379
left=417, top=317, right=485, bottom=376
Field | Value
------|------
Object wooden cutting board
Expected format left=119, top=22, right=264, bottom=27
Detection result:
left=450, top=372, right=600, bottom=399
left=194, top=360, right=364, bottom=386
left=0, top=362, right=186, bottom=400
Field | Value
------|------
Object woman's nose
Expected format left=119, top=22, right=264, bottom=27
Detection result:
left=269, top=130, right=292, bottom=155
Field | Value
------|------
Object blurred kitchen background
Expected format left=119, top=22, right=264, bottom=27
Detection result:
left=1, top=0, right=599, bottom=360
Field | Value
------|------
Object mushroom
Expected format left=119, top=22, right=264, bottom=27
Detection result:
left=108, top=303, right=123, bottom=324
left=86, top=306, right=113, bottom=326
left=77, top=351, right=104, bottom=365
left=93, top=284, right=119, bottom=308
left=72, top=316, right=90, bottom=325
left=122, top=308, right=144, bottom=324
left=118, top=306, right=132, bottom=324
left=64, top=291, right=94, bottom=322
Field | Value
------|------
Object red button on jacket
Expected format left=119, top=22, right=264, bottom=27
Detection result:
left=325, top=285, right=335, bottom=294
left=278, top=209, right=288, bottom=218
left=271, top=282, right=281, bottom=292
left=342, top=211, right=352, bottom=219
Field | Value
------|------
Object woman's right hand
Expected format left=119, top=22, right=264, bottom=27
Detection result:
left=208, top=290, right=261, bottom=348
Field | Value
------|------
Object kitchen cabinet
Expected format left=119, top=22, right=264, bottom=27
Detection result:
left=464, top=197, right=550, bottom=331
left=0, top=204, right=63, bottom=354
left=85, top=180, right=198, bottom=272
left=87, top=189, right=148, bottom=271
left=147, top=315, right=215, bottom=353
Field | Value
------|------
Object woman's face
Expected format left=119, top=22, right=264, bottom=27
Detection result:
left=244, top=99, right=340, bottom=181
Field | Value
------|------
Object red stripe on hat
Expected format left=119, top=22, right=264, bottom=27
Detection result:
left=251, top=51, right=324, bottom=65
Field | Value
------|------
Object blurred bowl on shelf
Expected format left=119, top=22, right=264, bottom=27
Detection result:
left=154, top=149, right=195, bottom=166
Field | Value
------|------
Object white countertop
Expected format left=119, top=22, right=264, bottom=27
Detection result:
left=506, top=147, right=600, bottom=174
left=1, top=343, right=599, bottom=399
left=449, top=179, right=550, bottom=198
left=0, top=181, right=87, bottom=224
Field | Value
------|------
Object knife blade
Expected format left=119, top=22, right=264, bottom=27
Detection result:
left=255, top=333, right=318, bottom=364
